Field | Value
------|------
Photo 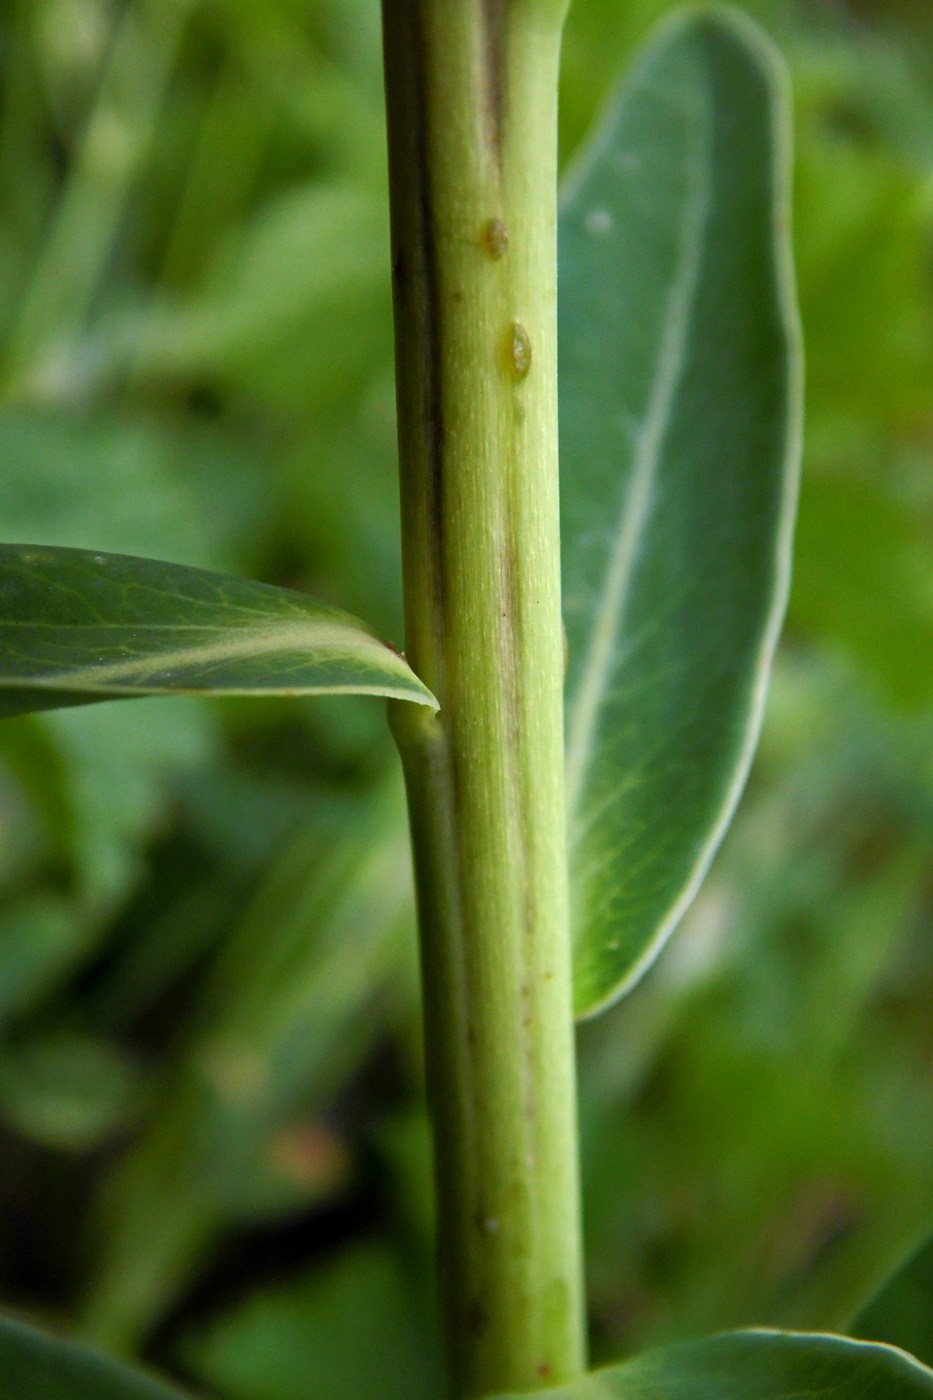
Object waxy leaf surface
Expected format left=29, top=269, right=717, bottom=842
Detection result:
left=0, top=1312, right=189, bottom=1399
left=0, top=545, right=436, bottom=717
left=560, top=9, right=801, bottom=1015
left=493, top=1330, right=933, bottom=1400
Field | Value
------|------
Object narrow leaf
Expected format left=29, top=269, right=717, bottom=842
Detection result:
left=0, top=545, right=436, bottom=717
left=492, top=1330, right=933, bottom=1400
left=0, top=1311, right=190, bottom=1399
left=560, top=8, right=801, bottom=1016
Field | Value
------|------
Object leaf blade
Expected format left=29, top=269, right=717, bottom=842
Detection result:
left=491, top=1330, right=933, bottom=1400
left=853, top=1234, right=933, bottom=1368
left=560, top=8, right=802, bottom=1017
left=0, top=545, right=436, bottom=716
left=0, top=1311, right=190, bottom=1400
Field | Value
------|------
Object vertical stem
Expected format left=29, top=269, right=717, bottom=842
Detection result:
left=382, top=2, right=585, bottom=1396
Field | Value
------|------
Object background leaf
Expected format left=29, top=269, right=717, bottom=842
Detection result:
left=560, top=8, right=800, bottom=1016
left=0, top=545, right=435, bottom=716
left=81, top=779, right=416, bottom=1350
left=180, top=1242, right=442, bottom=1400
left=0, top=1313, right=189, bottom=1400
left=0, top=1031, right=142, bottom=1151
left=493, top=1330, right=933, bottom=1400
left=853, top=1235, right=933, bottom=1367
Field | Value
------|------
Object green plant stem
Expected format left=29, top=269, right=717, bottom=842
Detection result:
left=382, top=2, right=585, bottom=1395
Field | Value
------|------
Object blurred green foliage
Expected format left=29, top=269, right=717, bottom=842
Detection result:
left=0, top=0, right=930, bottom=1395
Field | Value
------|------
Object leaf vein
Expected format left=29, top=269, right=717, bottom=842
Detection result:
left=565, top=75, right=713, bottom=820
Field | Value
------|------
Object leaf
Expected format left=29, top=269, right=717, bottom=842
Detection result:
left=0, top=406, right=256, bottom=897
left=0, top=409, right=249, bottom=567
left=0, top=545, right=436, bottom=717
left=0, top=1311, right=189, bottom=1400
left=853, top=1234, right=933, bottom=1368
left=0, top=897, right=83, bottom=1028
left=491, top=1330, right=933, bottom=1400
left=40, top=700, right=215, bottom=903
left=0, top=1032, right=142, bottom=1151
left=137, top=183, right=391, bottom=410
left=82, top=780, right=415, bottom=1349
left=560, top=8, right=801, bottom=1016
left=180, top=1242, right=443, bottom=1400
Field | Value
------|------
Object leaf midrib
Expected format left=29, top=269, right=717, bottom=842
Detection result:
left=1, top=619, right=396, bottom=691
left=565, top=76, right=713, bottom=820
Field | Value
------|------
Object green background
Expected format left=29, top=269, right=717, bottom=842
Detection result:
left=0, top=0, right=930, bottom=1394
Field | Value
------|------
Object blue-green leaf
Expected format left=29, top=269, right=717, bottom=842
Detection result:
left=492, top=1330, right=933, bottom=1400
left=0, top=545, right=436, bottom=717
left=560, top=8, right=801, bottom=1016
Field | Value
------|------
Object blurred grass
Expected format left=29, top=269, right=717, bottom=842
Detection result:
left=0, top=1, right=930, bottom=1396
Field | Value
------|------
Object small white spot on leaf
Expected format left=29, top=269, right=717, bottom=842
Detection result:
left=585, top=208, right=613, bottom=236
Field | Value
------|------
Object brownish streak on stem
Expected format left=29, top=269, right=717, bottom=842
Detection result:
left=411, top=16, right=448, bottom=620
left=383, top=1, right=448, bottom=651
